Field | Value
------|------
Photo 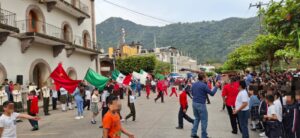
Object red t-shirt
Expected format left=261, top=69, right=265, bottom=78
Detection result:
left=179, top=91, right=188, bottom=109
left=222, top=81, right=239, bottom=107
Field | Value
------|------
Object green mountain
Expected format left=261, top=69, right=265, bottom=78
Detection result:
left=96, top=17, right=260, bottom=63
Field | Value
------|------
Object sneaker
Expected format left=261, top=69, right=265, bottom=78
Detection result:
left=191, top=135, right=199, bottom=138
left=231, top=130, right=237, bottom=134
left=99, top=125, right=103, bottom=128
left=176, top=126, right=183, bottom=129
left=75, top=116, right=81, bottom=120
left=80, top=116, right=84, bottom=119
left=91, top=121, right=96, bottom=124
left=121, top=119, right=125, bottom=122
left=31, top=127, right=39, bottom=131
left=259, top=132, right=266, bottom=137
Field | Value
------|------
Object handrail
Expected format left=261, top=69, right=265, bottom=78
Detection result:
left=16, top=20, right=63, bottom=39
left=0, top=8, right=16, bottom=27
left=73, top=35, right=100, bottom=50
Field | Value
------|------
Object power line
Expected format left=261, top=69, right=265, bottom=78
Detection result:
left=103, top=0, right=174, bottom=24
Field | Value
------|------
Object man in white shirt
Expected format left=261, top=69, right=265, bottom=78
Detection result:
left=0, top=101, right=40, bottom=138
left=51, top=85, right=58, bottom=110
left=84, top=89, right=91, bottom=110
left=42, top=85, right=51, bottom=116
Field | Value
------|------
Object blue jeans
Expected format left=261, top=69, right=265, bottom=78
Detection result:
left=191, top=102, right=208, bottom=138
left=76, top=100, right=84, bottom=116
left=238, top=110, right=249, bottom=138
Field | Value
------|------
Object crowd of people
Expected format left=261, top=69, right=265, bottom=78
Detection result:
left=0, top=69, right=300, bottom=138
left=221, top=70, right=300, bottom=138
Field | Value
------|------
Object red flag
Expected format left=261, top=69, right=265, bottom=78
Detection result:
left=50, top=63, right=81, bottom=94
left=123, top=74, right=132, bottom=86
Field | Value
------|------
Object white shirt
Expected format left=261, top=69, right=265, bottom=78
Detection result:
left=12, top=90, right=22, bottom=102
left=52, top=90, right=58, bottom=98
left=267, top=104, right=276, bottom=117
left=60, top=88, right=68, bottom=95
left=0, top=90, right=7, bottom=105
left=42, top=87, right=50, bottom=98
left=274, top=99, right=283, bottom=122
left=85, top=90, right=91, bottom=100
left=129, top=95, right=136, bottom=103
left=101, top=90, right=109, bottom=107
left=0, top=112, right=20, bottom=138
left=235, top=89, right=250, bottom=111
left=91, top=94, right=99, bottom=103
left=151, top=81, right=156, bottom=86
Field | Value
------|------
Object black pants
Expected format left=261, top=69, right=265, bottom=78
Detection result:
left=102, top=107, right=109, bottom=118
left=43, top=97, right=49, bottom=115
left=84, top=100, right=90, bottom=110
left=178, top=106, right=194, bottom=128
left=28, top=113, right=38, bottom=128
left=52, top=97, right=57, bottom=110
left=155, top=91, right=164, bottom=103
left=125, top=103, right=136, bottom=121
left=14, top=102, right=23, bottom=112
left=206, top=94, right=210, bottom=104
left=226, top=105, right=241, bottom=133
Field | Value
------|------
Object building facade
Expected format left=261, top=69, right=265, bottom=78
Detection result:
left=0, top=0, right=100, bottom=88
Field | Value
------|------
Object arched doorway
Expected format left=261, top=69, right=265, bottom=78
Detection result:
left=62, top=22, right=72, bottom=42
left=83, top=31, right=91, bottom=48
left=28, top=10, right=38, bottom=32
left=29, top=59, right=51, bottom=88
left=67, top=67, right=77, bottom=80
left=0, top=63, right=7, bottom=84
left=26, top=5, right=45, bottom=33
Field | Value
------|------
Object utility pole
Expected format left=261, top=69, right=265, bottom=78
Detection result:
left=153, top=33, right=157, bottom=49
left=249, top=1, right=268, bottom=33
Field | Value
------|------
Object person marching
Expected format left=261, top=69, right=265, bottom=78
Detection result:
left=51, top=85, right=58, bottom=110
left=90, top=89, right=100, bottom=124
left=125, top=88, right=136, bottom=121
left=27, top=90, right=40, bottom=131
left=72, top=86, right=84, bottom=119
left=0, top=86, right=7, bottom=115
left=170, top=85, right=178, bottom=97
left=145, top=77, right=151, bottom=99
left=222, top=75, right=240, bottom=134
left=60, top=87, right=68, bottom=112
left=41, top=84, right=51, bottom=116
left=155, top=79, right=165, bottom=103
left=176, top=87, right=194, bottom=129
left=12, top=84, right=22, bottom=113
left=136, top=80, right=142, bottom=97
left=248, top=85, right=260, bottom=131
left=84, top=87, right=91, bottom=111
left=99, top=87, right=110, bottom=128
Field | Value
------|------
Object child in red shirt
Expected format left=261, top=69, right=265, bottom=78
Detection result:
left=27, top=90, right=39, bottom=131
left=176, top=89, right=194, bottom=129
left=170, top=86, right=178, bottom=97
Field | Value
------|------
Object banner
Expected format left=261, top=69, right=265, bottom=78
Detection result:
left=84, top=68, right=109, bottom=91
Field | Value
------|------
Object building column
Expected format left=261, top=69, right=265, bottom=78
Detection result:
left=90, top=0, right=99, bottom=73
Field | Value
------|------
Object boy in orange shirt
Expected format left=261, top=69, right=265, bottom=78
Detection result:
left=103, top=95, right=134, bottom=138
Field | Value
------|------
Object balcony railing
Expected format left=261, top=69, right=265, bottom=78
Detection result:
left=74, top=35, right=99, bottom=50
left=16, top=20, right=63, bottom=39
left=0, top=8, right=16, bottom=27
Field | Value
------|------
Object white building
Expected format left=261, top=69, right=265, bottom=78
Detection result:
left=153, top=46, right=180, bottom=72
left=0, top=0, right=100, bottom=87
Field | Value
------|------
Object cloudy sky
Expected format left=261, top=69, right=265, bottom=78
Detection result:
left=95, top=0, right=263, bottom=26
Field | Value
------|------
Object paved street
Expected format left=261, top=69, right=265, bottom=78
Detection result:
left=16, top=91, right=259, bottom=138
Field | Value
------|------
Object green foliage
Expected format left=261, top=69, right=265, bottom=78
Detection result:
left=223, top=0, right=300, bottom=71
left=116, top=55, right=156, bottom=74
left=206, top=72, right=215, bottom=77
left=96, top=17, right=260, bottom=63
left=154, top=61, right=172, bottom=75
left=116, top=55, right=171, bottom=75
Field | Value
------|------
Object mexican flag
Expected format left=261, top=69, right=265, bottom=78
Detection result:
left=139, top=70, right=149, bottom=85
left=112, top=70, right=132, bottom=86
left=84, top=68, right=109, bottom=91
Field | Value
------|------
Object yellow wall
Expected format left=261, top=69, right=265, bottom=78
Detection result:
left=122, top=45, right=138, bottom=57
left=108, top=47, right=114, bottom=58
